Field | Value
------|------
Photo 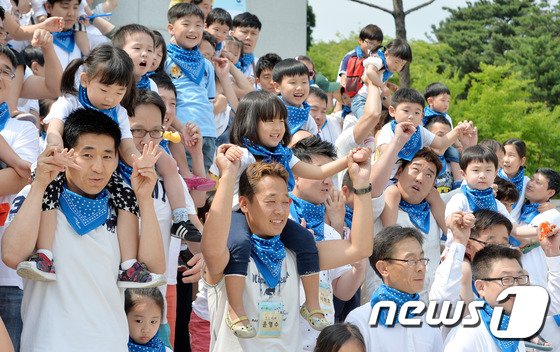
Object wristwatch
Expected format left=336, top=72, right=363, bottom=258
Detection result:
left=352, top=183, right=372, bottom=195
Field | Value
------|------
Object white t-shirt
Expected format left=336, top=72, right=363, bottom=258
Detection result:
left=317, top=116, right=342, bottom=146
left=0, top=118, right=40, bottom=289
left=18, top=67, right=40, bottom=114
left=215, top=104, right=232, bottom=137
left=510, top=175, right=530, bottom=222
left=44, top=94, right=133, bottom=140
left=192, top=280, right=210, bottom=321
left=300, top=113, right=319, bottom=135
left=356, top=56, right=384, bottom=98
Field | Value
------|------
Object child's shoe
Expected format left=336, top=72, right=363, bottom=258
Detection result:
left=16, top=253, right=56, bottom=281
left=225, top=310, right=257, bottom=338
left=184, top=176, right=216, bottom=191
left=300, top=305, right=330, bottom=331
left=171, top=220, right=202, bottom=242
left=117, top=261, right=166, bottom=288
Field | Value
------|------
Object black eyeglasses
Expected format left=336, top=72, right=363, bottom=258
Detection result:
left=385, top=258, right=430, bottom=267
left=479, top=275, right=530, bottom=286
left=130, top=128, right=164, bottom=138
left=469, top=237, right=513, bottom=248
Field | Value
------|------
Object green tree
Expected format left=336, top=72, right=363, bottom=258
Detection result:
left=306, top=2, right=316, bottom=50
left=308, top=33, right=358, bottom=81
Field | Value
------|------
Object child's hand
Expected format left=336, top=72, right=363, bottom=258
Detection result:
left=131, top=141, right=162, bottom=170
left=212, top=57, right=230, bottom=79
left=324, top=189, right=346, bottom=229
left=385, top=82, right=399, bottom=93
left=347, top=148, right=372, bottom=189
left=215, top=144, right=241, bottom=175
left=457, top=121, right=477, bottom=149
left=394, top=121, right=416, bottom=146
left=350, top=147, right=371, bottom=164
left=33, top=146, right=67, bottom=188
left=181, top=122, right=201, bottom=149
left=31, top=29, right=53, bottom=48
left=448, top=211, right=475, bottom=246
left=540, top=224, right=560, bottom=257
left=39, top=16, right=64, bottom=33
left=130, top=142, right=161, bottom=199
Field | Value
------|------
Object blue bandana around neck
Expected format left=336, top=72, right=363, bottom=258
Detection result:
left=498, top=168, right=525, bottom=209
left=519, top=202, right=540, bottom=224
left=235, top=52, right=254, bottom=73
left=136, top=74, right=151, bottom=90
left=390, top=120, right=422, bottom=161
left=341, top=105, right=352, bottom=118
left=216, top=41, right=223, bottom=52
left=422, top=106, right=445, bottom=126
left=78, top=85, right=119, bottom=123
left=118, top=160, right=133, bottom=186
left=461, top=185, right=497, bottom=212
left=59, top=186, right=110, bottom=236
left=437, top=154, right=447, bottom=177
left=250, top=234, right=286, bottom=288
left=0, top=102, right=10, bottom=131
left=554, top=314, right=560, bottom=327
left=243, top=137, right=295, bottom=190
left=283, top=99, right=312, bottom=135
left=344, top=204, right=353, bottom=229
left=167, top=43, right=205, bottom=85
left=159, top=139, right=171, bottom=155
left=399, top=199, right=431, bottom=234
left=127, top=336, right=166, bottom=352
left=354, top=45, right=365, bottom=59
left=289, top=193, right=325, bottom=242
left=52, top=30, right=75, bottom=53
left=479, top=300, right=519, bottom=352
left=376, top=49, right=394, bottom=83
left=370, top=284, right=420, bottom=326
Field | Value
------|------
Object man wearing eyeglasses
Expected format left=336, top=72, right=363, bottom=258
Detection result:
left=345, top=212, right=473, bottom=352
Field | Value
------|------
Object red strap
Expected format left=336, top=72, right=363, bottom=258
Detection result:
left=0, top=203, right=10, bottom=226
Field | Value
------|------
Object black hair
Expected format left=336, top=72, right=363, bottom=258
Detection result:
left=152, top=30, right=167, bottom=74
left=111, top=24, right=155, bottom=50
left=255, top=53, right=282, bottom=78
left=292, top=136, right=337, bottom=163
left=503, top=138, right=527, bottom=159
left=535, top=168, right=560, bottom=199
left=390, top=87, right=425, bottom=109
left=385, top=38, right=413, bottom=63
left=272, top=58, right=309, bottom=84
left=197, top=191, right=215, bottom=224
left=424, top=82, right=451, bottom=100
left=471, top=209, right=513, bottom=240
left=493, top=177, right=519, bottom=204
left=62, top=108, right=121, bottom=151
left=124, top=288, right=165, bottom=318
left=370, top=226, right=424, bottom=279
left=132, top=89, right=166, bottom=124
left=205, top=7, right=232, bottom=28
left=232, top=12, right=262, bottom=30
left=399, top=148, right=443, bottom=178
left=150, top=72, right=177, bottom=98
left=38, top=99, right=55, bottom=119
left=294, top=55, right=314, bottom=70
left=314, top=323, right=366, bottom=352
left=168, top=3, right=205, bottom=23
left=308, top=86, right=328, bottom=104
left=479, top=139, right=505, bottom=155
left=0, top=45, right=18, bottom=68
left=46, top=0, right=78, bottom=5
left=22, top=45, right=44, bottom=68
left=472, top=244, right=522, bottom=281
left=202, top=31, right=218, bottom=49
left=230, top=90, right=290, bottom=146
left=425, top=115, right=452, bottom=130
left=460, top=145, right=499, bottom=171
left=61, top=44, right=136, bottom=116
left=359, top=24, right=383, bottom=43
left=239, top=162, right=289, bottom=201
left=342, top=170, right=353, bottom=189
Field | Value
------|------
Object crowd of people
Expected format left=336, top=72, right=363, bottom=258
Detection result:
left=0, top=0, right=557, bottom=351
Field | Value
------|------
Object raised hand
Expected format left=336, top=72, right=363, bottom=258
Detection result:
left=394, top=121, right=416, bottom=146
left=540, top=223, right=560, bottom=257
left=448, top=211, right=475, bottom=246
left=33, top=146, right=70, bottom=188
left=182, top=122, right=202, bottom=152
left=347, top=148, right=372, bottom=189
left=457, top=120, right=478, bottom=148
left=130, top=142, right=161, bottom=199
left=212, top=57, right=230, bottom=79
left=31, top=29, right=53, bottom=48
left=39, top=16, right=64, bottom=33
left=215, top=144, right=241, bottom=174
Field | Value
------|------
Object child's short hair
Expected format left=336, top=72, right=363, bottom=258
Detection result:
left=272, top=58, right=309, bottom=84
left=535, top=168, right=560, bottom=199
left=152, top=30, right=167, bottom=73
left=168, top=3, right=204, bottom=24
left=390, top=88, right=425, bottom=108
left=232, top=12, right=261, bottom=30
left=425, top=115, right=451, bottom=130
left=359, top=24, right=383, bottom=42
left=205, top=7, right=232, bottom=28
left=132, top=89, right=166, bottom=123
left=479, top=139, right=505, bottom=155
left=460, top=145, right=498, bottom=171
left=424, top=82, right=451, bottom=100
left=202, top=31, right=217, bottom=49
left=385, top=38, right=412, bottom=63
left=494, top=177, right=519, bottom=204
left=308, top=86, right=328, bottom=104
left=112, top=24, right=155, bottom=50
left=503, top=138, right=527, bottom=159
left=255, top=53, right=281, bottom=77
left=294, top=55, right=314, bottom=70
left=22, top=45, right=44, bottom=68
left=124, top=288, right=165, bottom=318
left=399, top=148, right=442, bottom=177
left=150, top=73, right=177, bottom=97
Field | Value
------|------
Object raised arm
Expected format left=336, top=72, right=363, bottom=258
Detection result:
left=430, top=121, right=473, bottom=151
left=352, top=81, right=382, bottom=145
left=292, top=147, right=370, bottom=181
left=5, top=15, right=63, bottom=41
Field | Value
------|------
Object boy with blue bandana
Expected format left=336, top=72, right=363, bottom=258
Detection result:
left=165, top=3, right=216, bottom=172
left=204, top=8, right=232, bottom=57
left=231, top=12, right=261, bottom=80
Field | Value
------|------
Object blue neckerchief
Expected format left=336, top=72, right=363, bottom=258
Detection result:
left=554, top=314, right=560, bottom=326
left=0, top=102, right=10, bottom=131
left=309, top=79, right=315, bottom=85
left=390, top=120, right=422, bottom=161
left=370, top=284, right=420, bottom=326
left=159, top=139, right=171, bottom=155
left=289, top=193, right=325, bottom=242
left=341, top=105, right=352, bottom=118
left=41, top=130, right=46, bottom=141
left=146, top=71, right=156, bottom=77
left=399, top=199, right=431, bottom=234
left=167, top=43, right=205, bottom=85
left=243, top=137, right=295, bottom=191
left=355, top=46, right=365, bottom=59
left=59, top=186, right=110, bottom=236
left=479, top=300, right=519, bottom=352
left=235, top=52, right=254, bottom=73
left=118, top=160, right=133, bottom=186
left=136, top=74, right=151, bottom=90
left=437, top=154, right=447, bottom=177
left=78, top=85, right=119, bottom=123
left=422, top=106, right=445, bottom=126
left=344, top=205, right=353, bottom=229
left=376, top=49, right=394, bottom=83
left=250, top=234, right=286, bottom=288
left=282, top=99, right=312, bottom=135
left=127, top=336, right=166, bottom=352
left=216, top=42, right=223, bottom=52
left=52, top=30, right=75, bottom=53
left=519, top=202, right=540, bottom=224
left=461, top=185, right=497, bottom=212
left=498, top=168, right=525, bottom=209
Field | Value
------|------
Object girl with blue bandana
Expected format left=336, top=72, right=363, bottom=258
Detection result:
left=208, top=90, right=371, bottom=338
left=498, top=139, right=530, bottom=222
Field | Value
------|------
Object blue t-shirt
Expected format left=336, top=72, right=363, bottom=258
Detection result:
left=165, top=57, right=216, bottom=138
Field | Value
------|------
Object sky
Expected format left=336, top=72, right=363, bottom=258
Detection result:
left=308, top=0, right=471, bottom=43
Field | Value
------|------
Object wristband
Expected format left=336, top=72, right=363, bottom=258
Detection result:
left=352, top=183, right=372, bottom=195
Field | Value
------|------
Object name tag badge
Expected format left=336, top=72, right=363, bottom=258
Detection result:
left=319, top=281, right=334, bottom=315
left=257, top=301, right=284, bottom=338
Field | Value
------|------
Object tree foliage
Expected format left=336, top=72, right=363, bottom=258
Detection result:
left=306, top=2, right=316, bottom=50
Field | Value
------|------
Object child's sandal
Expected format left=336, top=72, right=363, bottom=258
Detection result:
left=225, top=313, right=257, bottom=338
left=300, top=305, right=330, bottom=331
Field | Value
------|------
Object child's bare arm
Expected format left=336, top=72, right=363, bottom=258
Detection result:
left=431, top=121, right=474, bottom=151
left=228, top=61, right=254, bottom=99
left=215, top=58, right=239, bottom=111
left=380, top=184, right=401, bottom=227
left=119, top=139, right=142, bottom=167
left=46, top=119, right=65, bottom=148
left=363, top=64, right=383, bottom=88
left=74, top=29, right=90, bottom=56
